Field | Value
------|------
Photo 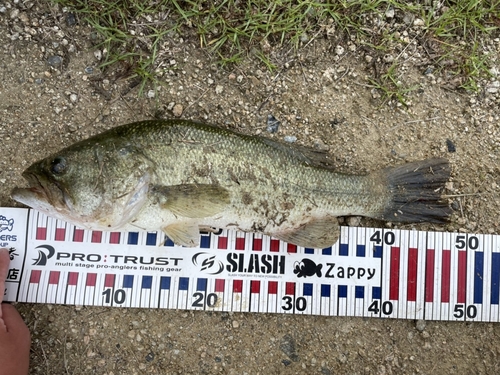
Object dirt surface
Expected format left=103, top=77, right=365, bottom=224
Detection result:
left=1, top=2, right=500, bottom=374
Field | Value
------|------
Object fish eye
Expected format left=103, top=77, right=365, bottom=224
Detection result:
left=50, top=157, right=67, bottom=175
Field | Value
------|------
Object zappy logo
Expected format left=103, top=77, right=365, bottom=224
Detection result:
left=192, top=252, right=224, bottom=275
left=33, top=245, right=56, bottom=266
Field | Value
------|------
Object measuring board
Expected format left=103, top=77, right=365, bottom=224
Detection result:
left=1, top=207, right=499, bottom=322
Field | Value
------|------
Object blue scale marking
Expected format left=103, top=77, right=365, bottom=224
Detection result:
left=321, top=284, right=331, bottom=297
left=372, top=287, right=381, bottom=299
left=164, top=237, right=175, bottom=247
left=197, top=278, right=207, bottom=291
left=340, top=243, right=349, bottom=256
left=160, top=276, right=171, bottom=290
left=146, top=232, right=157, bottom=246
left=374, top=245, right=382, bottom=258
left=492, top=253, right=500, bottom=305
left=322, top=247, right=332, bottom=255
left=142, top=276, right=152, bottom=289
left=474, top=252, right=484, bottom=304
left=356, top=244, right=365, bottom=257
left=179, top=277, right=189, bottom=291
left=123, top=275, right=134, bottom=288
left=127, top=232, right=139, bottom=245
left=200, top=235, right=210, bottom=249
left=303, top=284, right=313, bottom=296
left=355, top=286, right=364, bottom=298
left=305, top=248, right=314, bottom=254
left=339, top=285, right=347, bottom=298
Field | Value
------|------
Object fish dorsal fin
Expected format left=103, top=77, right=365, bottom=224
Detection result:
left=162, top=221, right=200, bottom=247
left=274, top=217, right=340, bottom=249
left=153, top=184, right=230, bottom=218
left=259, top=138, right=334, bottom=169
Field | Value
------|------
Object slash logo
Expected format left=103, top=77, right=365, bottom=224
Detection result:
left=192, top=252, right=224, bottom=275
left=33, top=245, right=56, bottom=266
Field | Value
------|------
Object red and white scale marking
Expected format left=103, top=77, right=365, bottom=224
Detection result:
left=2, top=207, right=500, bottom=322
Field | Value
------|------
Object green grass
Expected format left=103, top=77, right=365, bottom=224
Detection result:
left=52, top=0, right=500, bottom=100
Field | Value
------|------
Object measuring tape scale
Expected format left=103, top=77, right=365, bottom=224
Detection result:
left=2, top=208, right=500, bottom=322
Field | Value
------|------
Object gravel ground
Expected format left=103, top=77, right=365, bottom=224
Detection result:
left=1, top=2, right=500, bottom=374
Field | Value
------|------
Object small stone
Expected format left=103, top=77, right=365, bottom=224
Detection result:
left=415, top=320, right=426, bottom=332
left=237, top=75, right=244, bottom=83
left=446, top=139, right=456, bottom=152
left=47, top=55, right=63, bottom=67
left=284, top=135, right=297, bottom=143
left=10, top=9, right=19, bottom=19
left=232, top=320, right=239, bottom=329
left=66, top=13, right=77, bottom=26
left=266, top=114, right=280, bottom=133
left=94, top=50, right=102, bottom=61
left=346, top=216, right=361, bottom=227
left=385, top=8, right=395, bottom=19
left=413, top=18, right=425, bottom=27
left=228, top=73, right=236, bottom=80
left=172, top=104, right=183, bottom=117
left=145, top=352, right=155, bottom=362
left=147, top=90, right=155, bottom=98
left=69, top=94, right=78, bottom=103
left=383, top=54, right=394, bottom=63
left=335, top=45, right=345, bottom=56
left=365, top=55, right=373, bottom=63
left=84, top=66, right=94, bottom=74
left=215, top=85, right=223, bottom=94
left=19, top=12, right=29, bottom=23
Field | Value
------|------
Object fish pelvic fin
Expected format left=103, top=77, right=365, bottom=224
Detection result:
left=274, top=217, right=340, bottom=249
left=378, top=158, right=451, bottom=223
left=162, top=221, right=200, bottom=247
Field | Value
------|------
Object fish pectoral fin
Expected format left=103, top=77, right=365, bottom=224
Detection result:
left=162, top=222, right=200, bottom=247
left=153, top=184, right=230, bottom=218
left=274, top=218, right=340, bottom=249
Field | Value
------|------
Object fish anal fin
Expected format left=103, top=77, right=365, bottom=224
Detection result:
left=162, top=222, right=200, bottom=247
left=274, top=218, right=340, bottom=249
left=153, top=184, right=230, bottom=218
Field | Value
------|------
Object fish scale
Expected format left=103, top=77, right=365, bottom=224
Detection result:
left=3, top=207, right=500, bottom=322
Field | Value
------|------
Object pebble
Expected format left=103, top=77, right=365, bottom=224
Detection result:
left=335, top=45, right=345, bottom=56
left=346, top=216, right=361, bottom=227
left=280, top=334, right=299, bottom=362
left=266, top=114, right=280, bottom=133
left=215, top=85, right=223, bottom=94
left=413, top=18, right=425, bottom=27
left=69, top=94, right=78, bottom=103
left=47, top=55, right=63, bottom=67
left=172, top=104, right=183, bottom=117
left=232, top=320, right=239, bottom=328
left=385, top=8, right=395, bottom=19
left=284, top=135, right=297, bottom=143
left=66, top=13, right=77, bottom=26
left=10, top=8, right=19, bottom=19
left=84, top=66, right=94, bottom=74
left=415, top=320, right=426, bottom=332
left=147, top=90, right=155, bottom=98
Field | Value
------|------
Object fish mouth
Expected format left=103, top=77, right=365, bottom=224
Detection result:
left=11, top=171, right=69, bottom=211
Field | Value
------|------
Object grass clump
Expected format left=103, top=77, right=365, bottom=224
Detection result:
left=52, top=0, right=500, bottom=100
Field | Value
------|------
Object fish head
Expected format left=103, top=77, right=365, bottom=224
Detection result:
left=12, top=139, right=154, bottom=230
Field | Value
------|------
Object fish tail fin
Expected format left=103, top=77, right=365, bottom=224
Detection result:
left=377, top=158, right=451, bottom=223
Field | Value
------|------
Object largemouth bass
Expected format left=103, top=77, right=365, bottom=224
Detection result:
left=11, top=120, right=451, bottom=248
